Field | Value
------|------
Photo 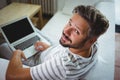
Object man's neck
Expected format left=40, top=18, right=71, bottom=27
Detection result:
left=69, top=47, right=92, bottom=58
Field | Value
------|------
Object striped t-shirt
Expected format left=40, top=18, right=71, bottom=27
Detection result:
left=30, top=43, right=98, bottom=80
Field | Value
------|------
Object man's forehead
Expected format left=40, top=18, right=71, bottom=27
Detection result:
left=70, top=14, right=90, bottom=34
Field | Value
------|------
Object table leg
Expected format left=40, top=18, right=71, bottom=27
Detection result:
left=37, top=8, right=43, bottom=29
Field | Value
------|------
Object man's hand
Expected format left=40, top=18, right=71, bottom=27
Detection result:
left=13, top=50, right=27, bottom=60
left=6, top=50, right=32, bottom=80
left=34, top=41, right=50, bottom=51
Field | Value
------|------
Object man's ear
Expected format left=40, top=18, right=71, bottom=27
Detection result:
left=89, top=37, right=97, bottom=44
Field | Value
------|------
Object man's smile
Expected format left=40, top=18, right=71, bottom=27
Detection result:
left=61, top=33, right=72, bottom=43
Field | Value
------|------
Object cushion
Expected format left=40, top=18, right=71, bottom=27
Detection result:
left=95, top=1, right=114, bottom=19
left=62, top=0, right=98, bottom=15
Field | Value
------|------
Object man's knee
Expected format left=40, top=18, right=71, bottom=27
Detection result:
left=0, top=43, right=13, bottom=60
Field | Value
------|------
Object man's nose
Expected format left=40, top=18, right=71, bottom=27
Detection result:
left=64, top=26, right=72, bottom=36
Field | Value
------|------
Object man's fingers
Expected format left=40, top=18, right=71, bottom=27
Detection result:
left=36, top=46, right=43, bottom=50
left=21, top=52, right=27, bottom=60
left=13, top=50, right=27, bottom=60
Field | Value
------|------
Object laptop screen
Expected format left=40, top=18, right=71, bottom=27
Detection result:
left=1, top=18, right=34, bottom=43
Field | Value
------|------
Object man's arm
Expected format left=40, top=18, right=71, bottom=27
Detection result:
left=6, top=50, right=32, bottom=80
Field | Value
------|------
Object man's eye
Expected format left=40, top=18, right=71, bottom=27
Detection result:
left=75, top=30, right=80, bottom=35
left=69, top=22, right=72, bottom=26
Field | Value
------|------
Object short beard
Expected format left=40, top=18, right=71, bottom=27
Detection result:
left=59, top=39, right=70, bottom=47
left=59, top=36, right=89, bottom=49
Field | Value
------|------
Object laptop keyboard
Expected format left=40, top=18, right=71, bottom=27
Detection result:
left=14, top=36, right=40, bottom=50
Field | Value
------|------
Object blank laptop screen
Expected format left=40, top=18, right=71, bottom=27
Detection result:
left=1, top=18, right=34, bottom=43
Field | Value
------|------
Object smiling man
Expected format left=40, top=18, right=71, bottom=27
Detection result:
left=6, top=5, right=109, bottom=80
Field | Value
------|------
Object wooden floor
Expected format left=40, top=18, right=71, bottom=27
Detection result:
left=115, top=33, right=120, bottom=80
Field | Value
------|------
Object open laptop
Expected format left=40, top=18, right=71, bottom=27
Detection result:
left=0, top=17, right=42, bottom=58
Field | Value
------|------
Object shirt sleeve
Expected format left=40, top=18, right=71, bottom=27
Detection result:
left=30, top=56, right=66, bottom=80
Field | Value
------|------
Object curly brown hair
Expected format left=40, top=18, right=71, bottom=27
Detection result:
left=73, top=5, right=109, bottom=38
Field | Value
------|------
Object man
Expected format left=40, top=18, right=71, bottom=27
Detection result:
left=6, top=5, right=109, bottom=80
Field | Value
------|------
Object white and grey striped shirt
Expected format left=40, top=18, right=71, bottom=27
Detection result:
left=30, top=43, right=98, bottom=80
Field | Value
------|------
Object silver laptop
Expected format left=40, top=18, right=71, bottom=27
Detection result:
left=0, top=17, right=42, bottom=58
